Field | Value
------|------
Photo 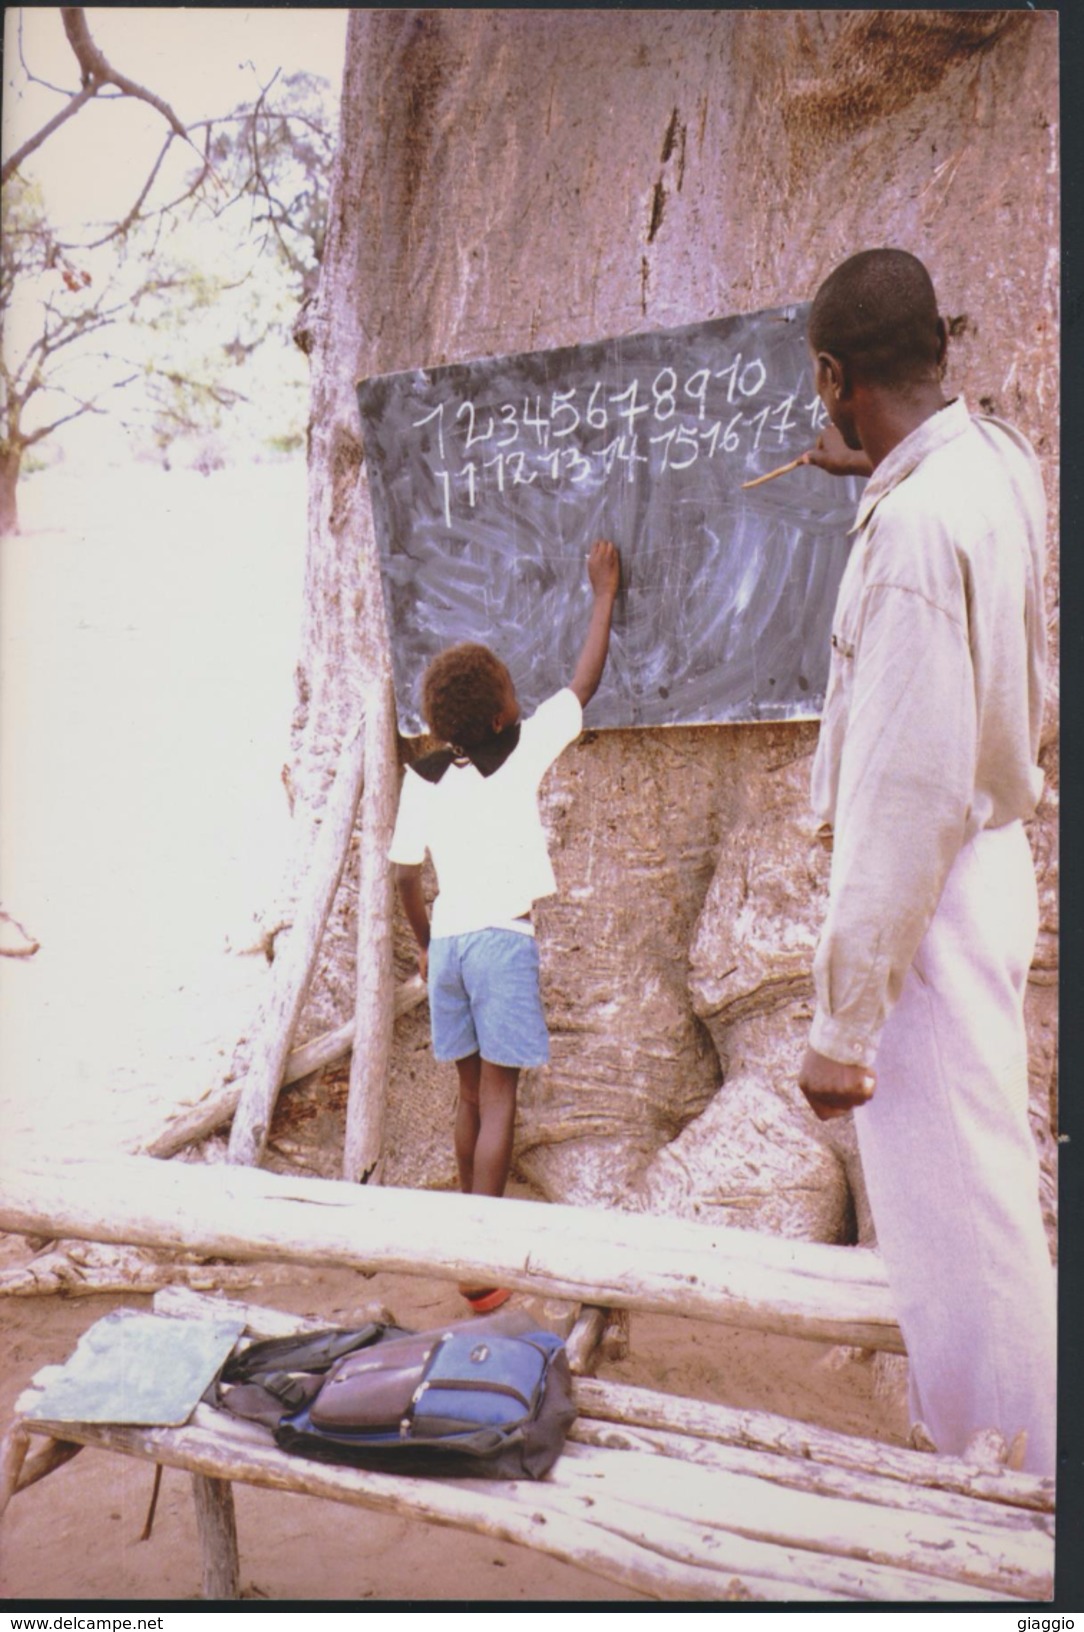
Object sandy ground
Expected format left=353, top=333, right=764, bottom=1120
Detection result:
left=1, top=459, right=909, bottom=1603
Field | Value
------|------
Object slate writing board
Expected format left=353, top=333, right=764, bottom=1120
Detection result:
left=356, top=305, right=863, bottom=735
left=24, top=1308, right=246, bottom=1426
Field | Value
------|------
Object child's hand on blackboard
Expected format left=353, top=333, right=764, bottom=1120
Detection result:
left=587, top=539, right=620, bottom=601
left=803, top=426, right=873, bottom=479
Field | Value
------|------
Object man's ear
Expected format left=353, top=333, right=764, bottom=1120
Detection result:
left=934, top=316, right=949, bottom=378
left=816, top=350, right=848, bottom=403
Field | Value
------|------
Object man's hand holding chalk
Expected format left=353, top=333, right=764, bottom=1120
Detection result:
left=742, top=426, right=874, bottom=487
left=741, top=455, right=809, bottom=489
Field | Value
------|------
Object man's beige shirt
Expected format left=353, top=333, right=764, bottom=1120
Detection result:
left=809, top=397, right=1047, bottom=1067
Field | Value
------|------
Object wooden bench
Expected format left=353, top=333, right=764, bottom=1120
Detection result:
left=0, top=1155, right=1055, bottom=1602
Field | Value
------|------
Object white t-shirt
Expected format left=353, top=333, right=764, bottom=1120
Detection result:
left=388, top=688, right=583, bottom=938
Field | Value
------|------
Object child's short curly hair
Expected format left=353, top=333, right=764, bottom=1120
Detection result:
left=422, top=643, right=511, bottom=749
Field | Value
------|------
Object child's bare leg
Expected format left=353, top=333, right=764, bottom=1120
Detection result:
left=472, top=1059, right=520, bottom=1198
left=453, top=1052, right=481, bottom=1193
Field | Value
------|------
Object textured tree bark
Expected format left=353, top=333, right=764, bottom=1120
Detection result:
left=287, top=12, right=1057, bottom=1231
left=0, top=447, right=22, bottom=538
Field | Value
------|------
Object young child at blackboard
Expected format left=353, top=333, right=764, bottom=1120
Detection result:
left=389, top=539, right=620, bottom=1314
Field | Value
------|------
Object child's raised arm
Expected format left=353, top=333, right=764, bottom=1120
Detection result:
left=569, top=539, right=620, bottom=707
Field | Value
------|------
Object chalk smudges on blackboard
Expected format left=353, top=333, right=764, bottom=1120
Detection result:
left=357, top=305, right=863, bottom=735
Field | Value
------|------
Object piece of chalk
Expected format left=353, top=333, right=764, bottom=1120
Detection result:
left=741, top=455, right=807, bottom=490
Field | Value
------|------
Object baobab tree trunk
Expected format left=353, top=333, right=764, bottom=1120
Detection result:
left=0, top=445, right=22, bottom=537
left=286, top=11, right=1058, bottom=1240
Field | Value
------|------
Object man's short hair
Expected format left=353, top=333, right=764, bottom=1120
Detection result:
left=422, top=643, right=510, bottom=749
left=808, top=249, right=942, bottom=388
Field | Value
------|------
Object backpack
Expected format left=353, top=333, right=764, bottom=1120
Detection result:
left=213, top=1308, right=574, bottom=1481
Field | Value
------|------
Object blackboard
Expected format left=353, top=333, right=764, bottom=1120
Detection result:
left=356, top=305, right=863, bottom=736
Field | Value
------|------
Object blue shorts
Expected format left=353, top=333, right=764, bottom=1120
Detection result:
left=428, top=929, right=550, bottom=1068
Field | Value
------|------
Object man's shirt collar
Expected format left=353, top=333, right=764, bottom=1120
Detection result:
left=851, top=396, right=971, bottom=533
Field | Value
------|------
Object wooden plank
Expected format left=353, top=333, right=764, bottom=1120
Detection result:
left=572, top=1376, right=1054, bottom=1514
left=227, top=721, right=366, bottom=1168
left=0, top=1154, right=904, bottom=1352
left=344, top=674, right=398, bottom=1183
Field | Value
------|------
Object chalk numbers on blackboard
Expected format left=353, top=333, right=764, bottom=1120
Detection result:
left=414, top=356, right=830, bottom=528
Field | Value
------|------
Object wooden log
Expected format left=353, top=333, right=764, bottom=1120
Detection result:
left=0, top=1153, right=904, bottom=1352
left=192, top=1473, right=241, bottom=1599
left=6, top=1409, right=925, bottom=1603
left=0, top=1425, right=30, bottom=1518
left=14, top=1437, right=83, bottom=1496
left=572, top=1376, right=1054, bottom=1515
left=227, top=721, right=366, bottom=1168
left=0, top=1242, right=281, bottom=1299
left=344, top=674, right=398, bottom=1183
left=139, top=976, right=426, bottom=1161
left=568, top=1417, right=1049, bottom=1537
left=564, top=1306, right=609, bottom=1376
left=152, top=1285, right=397, bottom=1337
left=557, top=1439, right=1051, bottom=1595
left=519, top=1448, right=1043, bottom=1601
left=0, top=907, right=40, bottom=958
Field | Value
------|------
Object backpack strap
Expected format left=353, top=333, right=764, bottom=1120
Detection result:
left=211, top=1322, right=398, bottom=1426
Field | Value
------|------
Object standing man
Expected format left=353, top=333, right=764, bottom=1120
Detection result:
left=798, top=248, right=1055, bottom=1476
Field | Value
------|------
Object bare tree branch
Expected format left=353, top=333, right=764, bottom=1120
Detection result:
left=59, top=8, right=189, bottom=136
left=0, top=907, right=40, bottom=959
left=2, top=7, right=207, bottom=187
left=0, top=83, right=98, bottom=183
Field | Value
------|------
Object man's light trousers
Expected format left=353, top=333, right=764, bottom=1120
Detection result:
left=854, top=820, right=1056, bottom=1476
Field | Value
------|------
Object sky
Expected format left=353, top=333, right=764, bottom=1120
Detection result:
left=3, top=7, right=349, bottom=231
